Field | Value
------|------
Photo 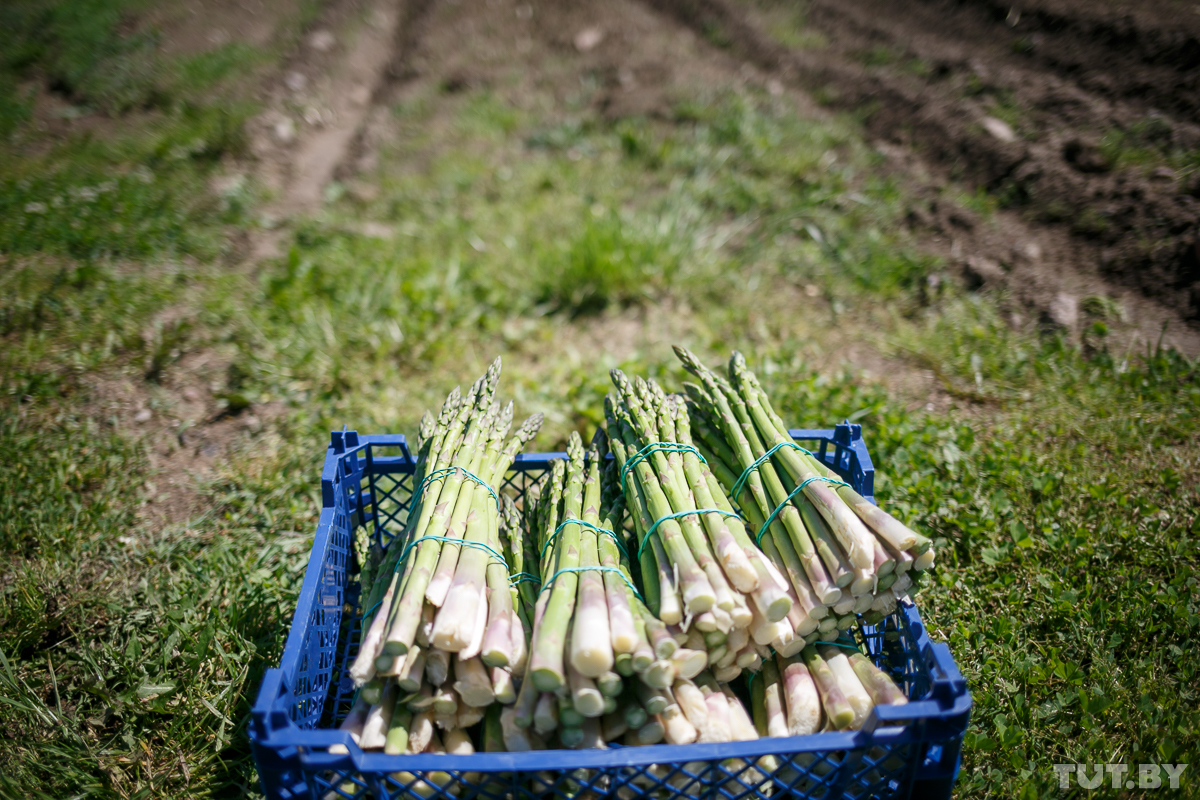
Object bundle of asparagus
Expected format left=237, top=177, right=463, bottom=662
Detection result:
left=605, top=369, right=800, bottom=671
left=674, top=347, right=934, bottom=630
left=336, top=359, right=543, bottom=757
left=757, top=644, right=908, bottom=736
left=509, top=431, right=692, bottom=750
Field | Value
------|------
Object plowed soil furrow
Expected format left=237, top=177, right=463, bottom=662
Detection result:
left=953, top=0, right=1200, bottom=117
left=651, top=0, right=1200, bottom=351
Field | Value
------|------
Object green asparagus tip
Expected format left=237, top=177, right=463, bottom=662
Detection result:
left=568, top=430, right=584, bottom=461
left=590, top=426, right=609, bottom=455
left=671, top=345, right=701, bottom=374
left=467, top=374, right=486, bottom=403
left=441, top=386, right=462, bottom=416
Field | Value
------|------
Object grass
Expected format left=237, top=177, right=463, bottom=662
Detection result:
left=1099, top=113, right=1200, bottom=178
left=739, top=0, right=829, bottom=51
left=1, top=4, right=1198, bottom=799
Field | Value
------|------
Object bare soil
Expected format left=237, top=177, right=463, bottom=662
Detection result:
left=651, top=0, right=1200, bottom=352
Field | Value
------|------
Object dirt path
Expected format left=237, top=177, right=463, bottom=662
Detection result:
left=118, top=0, right=432, bottom=529
left=651, top=0, right=1200, bottom=355
left=245, top=0, right=439, bottom=261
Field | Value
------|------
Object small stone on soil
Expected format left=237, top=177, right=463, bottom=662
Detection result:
left=303, top=107, right=327, bottom=126
left=134, top=408, right=152, bottom=424
left=308, top=29, right=336, bottom=52
left=285, top=71, right=308, bottom=92
left=273, top=116, right=296, bottom=145
left=1048, top=293, right=1079, bottom=330
left=981, top=117, right=1016, bottom=143
left=575, top=27, right=604, bottom=52
left=964, top=256, right=1004, bottom=289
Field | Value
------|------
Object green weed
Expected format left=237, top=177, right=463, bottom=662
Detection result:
left=535, top=210, right=685, bottom=314
left=744, top=0, right=829, bottom=50
left=1100, top=114, right=1200, bottom=177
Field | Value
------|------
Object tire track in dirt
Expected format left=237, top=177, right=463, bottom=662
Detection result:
left=247, top=0, right=436, bottom=262
left=132, top=0, right=428, bottom=529
left=645, top=0, right=1200, bottom=355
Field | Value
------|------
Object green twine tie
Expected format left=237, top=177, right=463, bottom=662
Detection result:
left=509, top=572, right=541, bottom=587
left=730, top=441, right=813, bottom=506
left=636, top=508, right=745, bottom=561
left=539, top=565, right=643, bottom=603
left=754, top=475, right=851, bottom=546
left=412, top=466, right=500, bottom=512
left=361, top=535, right=509, bottom=619
left=814, top=638, right=862, bottom=652
left=619, top=442, right=707, bottom=494
left=541, top=518, right=629, bottom=561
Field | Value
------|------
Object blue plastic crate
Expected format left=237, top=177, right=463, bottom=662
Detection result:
left=250, top=422, right=971, bottom=800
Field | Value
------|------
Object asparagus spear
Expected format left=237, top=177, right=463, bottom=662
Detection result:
left=501, top=705, right=535, bottom=751
left=328, top=696, right=370, bottom=754
left=382, top=375, right=491, bottom=655
left=454, top=654, right=495, bottom=707
left=424, top=362, right=503, bottom=603
left=592, top=430, right=639, bottom=657
left=758, top=657, right=789, bottom=738
left=727, top=353, right=878, bottom=569
left=384, top=700, right=413, bottom=755
left=569, top=436, right=614, bottom=677
left=676, top=349, right=844, bottom=603
left=605, top=410, right=682, bottom=623
left=427, top=403, right=507, bottom=648
left=360, top=681, right=398, bottom=750
left=818, top=646, right=873, bottom=729
left=618, top=375, right=735, bottom=614
left=800, top=646, right=854, bottom=730
left=533, top=692, right=558, bottom=735
left=529, top=434, right=586, bottom=692
left=779, top=653, right=823, bottom=736
left=734, top=352, right=933, bottom=556
left=607, top=383, right=715, bottom=615
left=436, top=409, right=542, bottom=659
